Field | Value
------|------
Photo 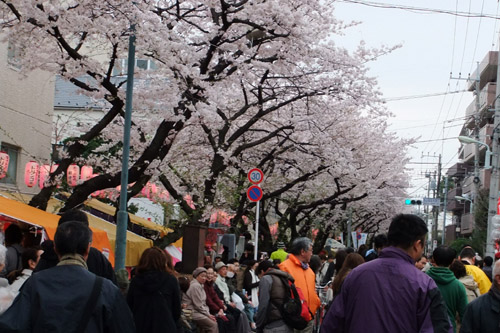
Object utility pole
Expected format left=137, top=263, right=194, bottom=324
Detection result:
left=473, top=62, right=482, bottom=213
left=433, top=154, right=442, bottom=246
left=486, top=48, right=500, bottom=258
left=442, top=176, right=449, bottom=245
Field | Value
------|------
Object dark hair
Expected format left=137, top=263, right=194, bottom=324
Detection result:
left=332, top=253, right=364, bottom=294
left=387, top=214, right=427, bottom=249
left=136, top=247, right=168, bottom=274
left=244, top=260, right=257, bottom=274
left=58, top=209, right=89, bottom=226
left=7, top=247, right=41, bottom=284
left=54, top=221, right=92, bottom=256
left=228, top=258, right=238, bottom=264
left=484, top=256, right=493, bottom=267
left=449, top=259, right=467, bottom=279
left=319, top=253, right=327, bottom=261
left=334, top=250, right=348, bottom=274
left=357, top=244, right=368, bottom=258
left=459, top=247, right=476, bottom=260
left=309, top=255, right=322, bottom=274
left=432, top=246, right=456, bottom=267
left=373, top=234, right=388, bottom=249
left=289, top=237, right=312, bottom=256
left=178, top=276, right=190, bottom=293
left=5, top=224, right=23, bottom=246
left=244, top=243, right=254, bottom=252
left=174, top=261, right=184, bottom=273
left=256, top=260, right=273, bottom=275
left=272, top=259, right=281, bottom=267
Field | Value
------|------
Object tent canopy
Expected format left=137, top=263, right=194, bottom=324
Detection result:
left=84, top=198, right=173, bottom=234
left=0, top=195, right=115, bottom=265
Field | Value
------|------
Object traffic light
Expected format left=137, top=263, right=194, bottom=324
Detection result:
left=405, top=198, right=422, bottom=205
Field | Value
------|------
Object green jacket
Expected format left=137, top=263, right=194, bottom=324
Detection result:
left=427, top=266, right=468, bottom=332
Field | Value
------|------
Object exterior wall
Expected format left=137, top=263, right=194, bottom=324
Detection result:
left=0, top=39, right=54, bottom=194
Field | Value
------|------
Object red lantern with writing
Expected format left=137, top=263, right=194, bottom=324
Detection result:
left=67, top=164, right=80, bottom=187
left=0, top=151, right=9, bottom=179
left=25, top=162, right=39, bottom=187
left=80, top=166, right=93, bottom=181
left=38, top=164, right=50, bottom=188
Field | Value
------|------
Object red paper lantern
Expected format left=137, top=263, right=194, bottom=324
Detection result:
left=67, top=164, right=80, bottom=187
left=24, top=161, right=39, bottom=187
left=38, top=164, right=50, bottom=188
left=80, top=166, right=93, bottom=181
left=0, top=151, right=9, bottom=179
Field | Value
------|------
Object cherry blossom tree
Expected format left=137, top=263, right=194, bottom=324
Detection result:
left=0, top=0, right=410, bottom=245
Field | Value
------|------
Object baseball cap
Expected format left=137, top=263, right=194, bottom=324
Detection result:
left=215, top=261, right=228, bottom=271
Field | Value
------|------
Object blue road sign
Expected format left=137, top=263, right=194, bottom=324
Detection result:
left=247, top=185, right=263, bottom=202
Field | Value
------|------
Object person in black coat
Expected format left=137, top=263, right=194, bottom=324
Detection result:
left=127, top=246, right=181, bottom=333
left=34, top=209, right=116, bottom=284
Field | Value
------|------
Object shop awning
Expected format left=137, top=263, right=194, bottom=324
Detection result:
left=0, top=195, right=115, bottom=265
left=85, top=214, right=152, bottom=267
left=84, top=198, right=173, bottom=234
left=0, top=192, right=152, bottom=266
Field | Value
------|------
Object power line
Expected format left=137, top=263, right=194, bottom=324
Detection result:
left=336, top=0, right=500, bottom=19
left=384, top=90, right=467, bottom=101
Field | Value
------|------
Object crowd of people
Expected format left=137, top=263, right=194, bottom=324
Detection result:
left=0, top=211, right=498, bottom=332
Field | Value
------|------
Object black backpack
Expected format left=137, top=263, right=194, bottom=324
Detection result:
left=272, top=275, right=311, bottom=330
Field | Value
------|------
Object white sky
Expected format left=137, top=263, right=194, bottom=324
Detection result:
left=333, top=0, right=500, bottom=199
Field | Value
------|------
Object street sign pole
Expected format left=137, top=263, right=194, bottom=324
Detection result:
left=247, top=169, right=264, bottom=260
left=254, top=199, right=260, bottom=260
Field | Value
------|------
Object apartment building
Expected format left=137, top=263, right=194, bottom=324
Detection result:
left=0, top=39, right=54, bottom=194
left=446, top=51, right=498, bottom=242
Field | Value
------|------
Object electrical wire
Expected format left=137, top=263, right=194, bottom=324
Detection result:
left=335, top=0, right=500, bottom=20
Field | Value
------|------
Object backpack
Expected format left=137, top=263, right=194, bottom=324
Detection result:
left=273, top=275, right=313, bottom=330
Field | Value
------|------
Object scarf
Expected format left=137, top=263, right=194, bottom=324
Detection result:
left=249, top=269, right=259, bottom=308
left=57, top=253, right=88, bottom=270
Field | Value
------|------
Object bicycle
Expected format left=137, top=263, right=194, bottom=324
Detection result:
left=313, top=281, right=331, bottom=333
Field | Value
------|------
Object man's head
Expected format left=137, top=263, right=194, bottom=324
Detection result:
left=256, top=260, right=273, bottom=277
left=54, top=221, right=92, bottom=259
left=215, top=261, right=228, bottom=277
left=289, top=237, right=313, bottom=263
left=387, top=214, right=427, bottom=260
left=277, top=242, right=286, bottom=250
left=415, top=255, right=427, bottom=270
left=458, top=247, right=476, bottom=265
left=58, top=209, right=89, bottom=226
left=5, top=224, right=23, bottom=246
left=373, top=234, right=388, bottom=252
left=432, top=246, right=456, bottom=267
left=484, top=256, right=493, bottom=267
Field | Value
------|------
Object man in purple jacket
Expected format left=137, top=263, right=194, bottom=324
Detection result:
left=321, top=214, right=451, bottom=333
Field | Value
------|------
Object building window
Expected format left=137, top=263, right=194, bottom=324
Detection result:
left=112, top=58, right=156, bottom=76
left=0, top=144, right=19, bottom=184
left=7, top=40, right=22, bottom=69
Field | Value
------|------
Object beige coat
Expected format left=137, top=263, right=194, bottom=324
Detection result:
left=186, top=279, right=211, bottom=320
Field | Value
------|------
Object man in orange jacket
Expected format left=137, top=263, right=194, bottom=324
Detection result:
left=279, top=237, right=320, bottom=333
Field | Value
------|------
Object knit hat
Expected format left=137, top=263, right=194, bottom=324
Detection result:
left=277, top=242, right=286, bottom=249
left=214, top=261, right=227, bottom=271
left=192, top=267, right=207, bottom=278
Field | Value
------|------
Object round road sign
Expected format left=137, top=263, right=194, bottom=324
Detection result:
left=248, top=168, right=264, bottom=184
left=247, top=185, right=263, bottom=202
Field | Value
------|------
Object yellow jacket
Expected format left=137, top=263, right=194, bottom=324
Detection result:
left=279, top=254, right=320, bottom=314
left=465, top=264, right=491, bottom=295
